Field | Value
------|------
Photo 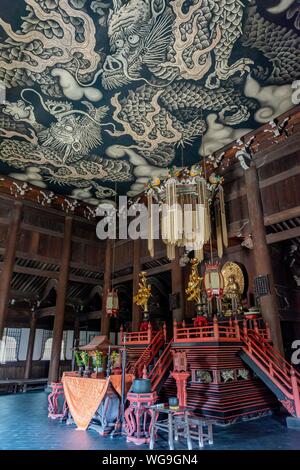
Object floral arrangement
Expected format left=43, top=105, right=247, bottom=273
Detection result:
left=110, top=351, right=121, bottom=369
left=92, top=350, right=103, bottom=369
left=74, top=350, right=83, bottom=368
left=80, top=351, right=90, bottom=368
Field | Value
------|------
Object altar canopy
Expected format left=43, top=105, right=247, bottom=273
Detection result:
left=62, top=374, right=134, bottom=430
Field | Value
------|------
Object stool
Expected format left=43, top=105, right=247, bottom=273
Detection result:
left=175, top=416, right=214, bottom=448
left=149, top=407, right=192, bottom=450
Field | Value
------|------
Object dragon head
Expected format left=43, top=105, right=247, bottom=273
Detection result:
left=102, top=0, right=173, bottom=89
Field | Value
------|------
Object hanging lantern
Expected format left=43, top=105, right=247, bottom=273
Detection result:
left=203, top=262, right=225, bottom=315
left=106, top=288, right=119, bottom=317
left=146, top=166, right=227, bottom=260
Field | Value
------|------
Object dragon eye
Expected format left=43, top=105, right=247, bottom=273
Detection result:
left=116, top=39, right=124, bottom=48
left=128, top=34, right=139, bottom=45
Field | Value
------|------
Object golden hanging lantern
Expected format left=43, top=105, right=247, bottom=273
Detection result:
left=146, top=166, right=227, bottom=260
left=106, top=288, right=119, bottom=317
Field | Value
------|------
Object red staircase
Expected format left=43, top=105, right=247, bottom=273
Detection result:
left=127, top=329, right=165, bottom=377
left=148, top=340, right=173, bottom=392
left=240, top=330, right=300, bottom=418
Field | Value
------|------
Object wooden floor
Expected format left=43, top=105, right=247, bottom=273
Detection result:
left=0, top=392, right=299, bottom=450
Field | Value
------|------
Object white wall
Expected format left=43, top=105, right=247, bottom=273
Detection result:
left=3, top=328, right=100, bottom=363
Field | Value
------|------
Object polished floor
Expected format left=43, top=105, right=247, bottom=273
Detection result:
left=0, top=391, right=299, bottom=450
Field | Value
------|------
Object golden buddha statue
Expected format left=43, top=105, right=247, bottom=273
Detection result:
left=224, top=274, right=241, bottom=312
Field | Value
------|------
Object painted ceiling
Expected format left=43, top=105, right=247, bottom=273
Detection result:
left=0, top=0, right=299, bottom=205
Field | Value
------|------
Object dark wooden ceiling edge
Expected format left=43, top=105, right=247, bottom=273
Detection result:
left=0, top=174, right=98, bottom=223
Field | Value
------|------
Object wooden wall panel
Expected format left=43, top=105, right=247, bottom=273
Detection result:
left=37, top=233, right=62, bottom=259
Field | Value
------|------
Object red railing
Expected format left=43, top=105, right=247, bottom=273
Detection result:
left=241, top=330, right=300, bottom=417
left=173, top=317, right=271, bottom=343
left=148, top=340, right=173, bottom=392
left=120, top=323, right=155, bottom=345
left=127, top=329, right=165, bottom=377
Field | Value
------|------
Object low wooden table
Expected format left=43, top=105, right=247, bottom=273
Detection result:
left=148, top=406, right=192, bottom=450
left=175, top=415, right=214, bottom=448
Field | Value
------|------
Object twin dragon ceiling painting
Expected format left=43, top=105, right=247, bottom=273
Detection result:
left=0, top=0, right=299, bottom=205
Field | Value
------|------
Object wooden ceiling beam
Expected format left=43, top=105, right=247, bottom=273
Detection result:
left=266, top=226, right=300, bottom=244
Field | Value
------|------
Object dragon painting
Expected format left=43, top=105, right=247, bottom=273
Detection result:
left=0, top=0, right=299, bottom=202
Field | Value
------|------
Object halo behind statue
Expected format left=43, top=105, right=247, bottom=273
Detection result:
left=221, top=262, right=245, bottom=296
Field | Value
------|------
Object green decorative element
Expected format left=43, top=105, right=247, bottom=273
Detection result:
left=110, top=350, right=121, bottom=369
left=74, top=350, right=83, bottom=367
left=80, top=351, right=90, bottom=368
left=92, top=350, right=103, bottom=369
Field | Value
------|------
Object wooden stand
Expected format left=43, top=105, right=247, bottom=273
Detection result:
left=124, top=392, right=157, bottom=445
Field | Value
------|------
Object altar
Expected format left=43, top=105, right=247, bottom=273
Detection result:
left=61, top=373, right=133, bottom=432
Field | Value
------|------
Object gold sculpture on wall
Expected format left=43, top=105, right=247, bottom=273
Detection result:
left=133, top=271, right=152, bottom=319
left=186, top=258, right=203, bottom=306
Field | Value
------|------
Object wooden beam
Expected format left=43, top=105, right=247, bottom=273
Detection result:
left=100, top=239, right=112, bottom=336
left=264, top=207, right=300, bottom=226
left=24, top=311, right=37, bottom=380
left=48, top=216, right=73, bottom=384
left=267, top=226, right=300, bottom=244
left=0, top=202, right=22, bottom=339
left=259, top=165, right=300, bottom=189
left=244, top=163, right=283, bottom=353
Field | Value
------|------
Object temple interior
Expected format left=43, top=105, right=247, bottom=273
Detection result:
left=0, top=0, right=300, bottom=453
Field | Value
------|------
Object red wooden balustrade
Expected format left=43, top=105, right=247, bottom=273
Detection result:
left=127, top=329, right=165, bottom=377
left=173, top=317, right=271, bottom=343
left=241, top=330, right=300, bottom=418
left=148, top=340, right=174, bottom=392
left=120, top=322, right=155, bottom=345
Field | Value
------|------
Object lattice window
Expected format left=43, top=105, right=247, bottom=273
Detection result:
left=0, top=328, right=22, bottom=363
left=41, top=330, right=66, bottom=360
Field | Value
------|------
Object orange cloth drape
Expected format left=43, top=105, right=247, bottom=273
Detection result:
left=62, top=374, right=134, bottom=431
left=110, top=374, right=134, bottom=397
left=62, top=376, right=109, bottom=430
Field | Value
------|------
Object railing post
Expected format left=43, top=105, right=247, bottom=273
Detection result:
left=265, top=322, right=272, bottom=342
left=291, top=368, right=300, bottom=418
left=234, top=318, right=240, bottom=340
left=163, top=322, right=167, bottom=343
left=253, top=319, right=259, bottom=335
left=147, top=322, right=152, bottom=343
left=173, top=320, right=177, bottom=341
left=213, top=316, right=219, bottom=340
left=142, top=365, right=148, bottom=379
left=243, top=319, right=248, bottom=338
left=120, top=325, right=124, bottom=344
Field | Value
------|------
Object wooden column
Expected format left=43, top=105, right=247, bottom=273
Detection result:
left=244, top=163, right=283, bottom=353
left=171, top=248, right=185, bottom=323
left=132, top=238, right=141, bottom=331
left=73, top=313, right=80, bottom=348
left=24, top=310, right=37, bottom=380
left=100, top=238, right=113, bottom=337
left=48, top=216, right=72, bottom=384
left=0, top=201, right=22, bottom=340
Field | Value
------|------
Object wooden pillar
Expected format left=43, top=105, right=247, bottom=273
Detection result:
left=73, top=313, right=80, bottom=348
left=0, top=201, right=22, bottom=340
left=100, top=238, right=113, bottom=337
left=132, top=238, right=141, bottom=331
left=24, top=310, right=37, bottom=380
left=171, top=248, right=185, bottom=323
left=48, top=216, right=72, bottom=384
left=244, top=163, right=283, bottom=353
